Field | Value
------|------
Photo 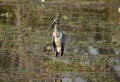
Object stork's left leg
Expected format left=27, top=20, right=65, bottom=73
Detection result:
left=53, top=41, right=58, bottom=57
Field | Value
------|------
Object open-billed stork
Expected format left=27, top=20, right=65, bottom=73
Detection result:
left=49, top=15, right=65, bottom=57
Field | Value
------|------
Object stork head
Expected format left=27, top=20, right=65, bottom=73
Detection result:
left=49, top=15, right=60, bottom=29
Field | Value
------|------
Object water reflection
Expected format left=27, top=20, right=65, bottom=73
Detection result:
left=88, top=45, right=99, bottom=56
left=110, top=57, right=120, bottom=81
left=28, top=77, right=86, bottom=82
left=62, top=77, right=86, bottom=82
left=27, top=72, right=86, bottom=82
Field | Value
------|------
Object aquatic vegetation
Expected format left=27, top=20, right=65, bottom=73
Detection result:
left=0, top=0, right=120, bottom=81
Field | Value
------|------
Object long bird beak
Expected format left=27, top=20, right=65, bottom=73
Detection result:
left=49, top=15, right=60, bottom=29
left=49, top=19, right=56, bottom=29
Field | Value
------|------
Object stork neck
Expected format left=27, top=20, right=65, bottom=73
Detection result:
left=54, top=24, right=59, bottom=32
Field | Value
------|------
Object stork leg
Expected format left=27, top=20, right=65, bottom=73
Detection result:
left=53, top=41, right=58, bottom=57
left=55, top=50, right=58, bottom=57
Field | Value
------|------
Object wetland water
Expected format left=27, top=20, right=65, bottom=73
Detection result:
left=0, top=27, right=120, bottom=82
left=0, top=1, right=120, bottom=82
left=28, top=72, right=87, bottom=82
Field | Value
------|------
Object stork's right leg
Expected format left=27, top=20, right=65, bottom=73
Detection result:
left=55, top=51, right=58, bottom=57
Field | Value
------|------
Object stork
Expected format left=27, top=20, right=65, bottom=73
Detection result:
left=49, top=15, right=65, bottom=57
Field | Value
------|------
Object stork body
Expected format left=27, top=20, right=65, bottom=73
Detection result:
left=49, top=16, right=65, bottom=57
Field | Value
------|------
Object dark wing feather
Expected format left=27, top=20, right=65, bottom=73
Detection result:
left=61, top=43, right=64, bottom=56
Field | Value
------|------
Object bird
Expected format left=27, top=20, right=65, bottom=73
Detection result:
left=49, top=15, right=65, bottom=57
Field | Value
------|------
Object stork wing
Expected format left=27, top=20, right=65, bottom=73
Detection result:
left=61, top=31, right=65, bottom=45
